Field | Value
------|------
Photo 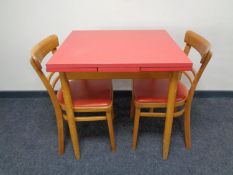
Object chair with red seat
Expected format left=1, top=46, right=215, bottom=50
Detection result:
left=131, top=31, right=213, bottom=154
left=30, top=35, right=115, bottom=160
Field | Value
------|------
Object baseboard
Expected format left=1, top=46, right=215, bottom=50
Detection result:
left=193, top=91, right=233, bottom=98
left=0, top=90, right=233, bottom=98
left=0, top=91, right=49, bottom=98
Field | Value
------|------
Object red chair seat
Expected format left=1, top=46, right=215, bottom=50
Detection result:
left=57, top=80, right=112, bottom=107
left=133, top=79, right=188, bottom=103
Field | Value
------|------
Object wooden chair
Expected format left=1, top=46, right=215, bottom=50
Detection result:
left=30, top=35, right=116, bottom=160
left=131, top=31, right=212, bottom=158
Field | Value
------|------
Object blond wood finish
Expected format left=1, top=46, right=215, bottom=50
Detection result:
left=162, top=72, right=179, bottom=159
left=61, top=70, right=175, bottom=159
left=60, top=103, right=113, bottom=112
left=31, top=35, right=59, bottom=65
left=184, top=31, right=211, bottom=58
left=183, top=31, right=212, bottom=149
left=31, top=35, right=116, bottom=160
left=140, top=108, right=184, bottom=118
left=132, top=108, right=141, bottom=150
left=51, top=75, right=60, bottom=89
left=106, top=111, right=116, bottom=151
left=183, top=71, right=193, bottom=84
left=59, top=73, right=81, bottom=159
left=63, top=115, right=107, bottom=122
left=66, top=72, right=171, bottom=80
left=30, top=35, right=64, bottom=155
left=131, top=30, right=213, bottom=159
left=59, top=72, right=115, bottom=160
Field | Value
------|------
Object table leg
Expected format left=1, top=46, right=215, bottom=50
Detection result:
left=163, top=71, right=179, bottom=160
left=60, top=73, right=80, bottom=160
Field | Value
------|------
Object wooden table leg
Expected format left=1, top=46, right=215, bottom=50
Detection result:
left=60, top=73, right=80, bottom=160
left=163, top=71, right=179, bottom=160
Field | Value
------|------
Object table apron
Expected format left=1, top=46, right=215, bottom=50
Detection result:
left=65, top=72, right=181, bottom=80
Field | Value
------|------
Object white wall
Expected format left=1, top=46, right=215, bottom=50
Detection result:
left=0, top=0, right=233, bottom=91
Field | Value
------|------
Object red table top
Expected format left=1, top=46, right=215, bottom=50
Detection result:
left=46, top=30, right=192, bottom=72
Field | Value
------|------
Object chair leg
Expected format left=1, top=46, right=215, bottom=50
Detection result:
left=67, top=120, right=81, bottom=160
left=52, top=100, right=65, bottom=155
left=130, top=98, right=135, bottom=119
left=57, top=116, right=65, bottom=155
left=184, top=106, right=192, bottom=149
left=132, top=107, right=140, bottom=150
left=106, top=111, right=116, bottom=152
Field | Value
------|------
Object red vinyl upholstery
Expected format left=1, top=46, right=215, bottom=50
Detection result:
left=133, top=79, right=188, bottom=103
left=57, top=80, right=112, bottom=107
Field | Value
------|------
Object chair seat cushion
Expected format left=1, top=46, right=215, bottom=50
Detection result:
left=57, top=80, right=112, bottom=107
left=133, top=79, right=188, bottom=103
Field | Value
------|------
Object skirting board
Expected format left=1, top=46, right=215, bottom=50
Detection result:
left=0, top=90, right=233, bottom=98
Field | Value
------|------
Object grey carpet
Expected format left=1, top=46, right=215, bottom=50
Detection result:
left=0, top=94, right=232, bottom=175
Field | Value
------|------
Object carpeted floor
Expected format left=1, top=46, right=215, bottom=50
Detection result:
left=0, top=93, right=232, bottom=175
